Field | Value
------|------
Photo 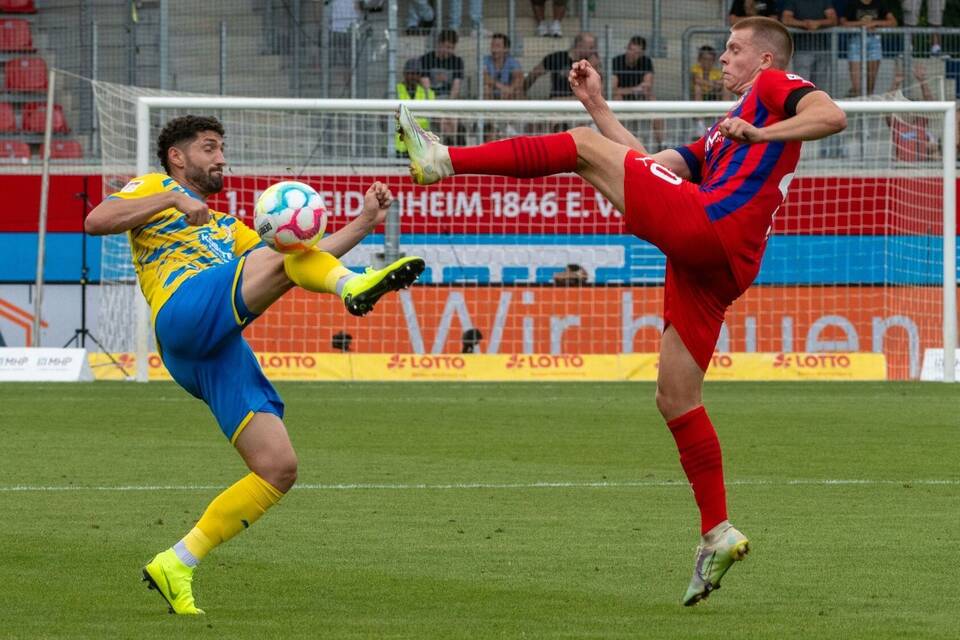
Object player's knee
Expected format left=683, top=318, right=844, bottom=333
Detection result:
left=655, top=384, right=699, bottom=422
left=568, top=126, right=597, bottom=148
left=252, top=451, right=298, bottom=493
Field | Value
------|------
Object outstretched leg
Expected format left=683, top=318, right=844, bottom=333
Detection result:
left=398, top=104, right=629, bottom=213
left=239, top=245, right=424, bottom=318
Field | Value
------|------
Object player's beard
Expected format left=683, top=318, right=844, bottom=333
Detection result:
left=186, top=165, right=223, bottom=195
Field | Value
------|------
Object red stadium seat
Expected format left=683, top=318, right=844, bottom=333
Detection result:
left=0, top=102, right=15, bottom=132
left=3, top=56, right=46, bottom=92
left=0, top=0, right=37, bottom=13
left=41, top=139, right=82, bottom=159
left=21, top=102, right=69, bottom=133
left=0, top=140, right=29, bottom=162
left=0, top=19, right=32, bottom=51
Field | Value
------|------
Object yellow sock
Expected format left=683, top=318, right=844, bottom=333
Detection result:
left=283, top=249, right=354, bottom=294
left=180, top=472, right=284, bottom=562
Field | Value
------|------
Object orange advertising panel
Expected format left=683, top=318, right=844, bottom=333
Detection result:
left=242, top=286, right=951, bottom=380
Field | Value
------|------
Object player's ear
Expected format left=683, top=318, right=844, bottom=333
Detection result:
left=168, top=145, right=186, bottom=171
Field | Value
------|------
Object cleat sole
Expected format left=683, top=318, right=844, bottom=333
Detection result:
left=142, top=568, right=175, bottom=614
left=345, top=258, right=425, bottom=318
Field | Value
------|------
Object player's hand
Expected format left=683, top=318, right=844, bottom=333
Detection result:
left=719, top=116, right=766, bottom=144
left=360, top=181, right=393, bottom=227
left=568, top=59, right=603, bottom=104
left=174, top=192, right=210, bottom=226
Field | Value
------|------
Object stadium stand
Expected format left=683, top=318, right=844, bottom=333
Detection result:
left=3, top=55, right=46, bottom=91
left=0, top=18, right=32, bottom=51
left=21, top=102, right=69, bottom=134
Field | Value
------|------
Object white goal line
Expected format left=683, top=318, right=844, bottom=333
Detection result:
left=1, top=479, right=957, bottom=492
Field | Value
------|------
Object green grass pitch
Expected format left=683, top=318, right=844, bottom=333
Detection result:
left=1, top=381, right=958, bottom=639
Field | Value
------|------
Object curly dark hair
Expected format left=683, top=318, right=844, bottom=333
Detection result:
left=156, top=115, right=224, bottom=174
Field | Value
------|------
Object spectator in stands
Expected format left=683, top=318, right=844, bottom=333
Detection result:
left=328, top=0, right=360, bottom=65
left=841, top=0, right=897, bottom=96
left=484, top=33, right=524, bottom=99
left=552, top=264, right=588, bottom=286
left=781, top=0, right=838, bottom=93
left=612, top=35, right=663, bottom=148
left=524, top=32, right=598, bottom=99
left=690, top=45, right=725, bottom=101
left=395, top=58, right=434, bottom=155
left=612, top=35, right=655, bottom=101
left=405, top=0, right=435, bottom=35
left=728, top=0, right=779, bottom=24
left=449, top=0, right=484, bottom=35
left=532, top=0, right=567, bottom=37
left=902, top=0, right=944, bottom=56
left=420, top=29, right=465, bottom=143
left=419, top=29, right=464, bottom=100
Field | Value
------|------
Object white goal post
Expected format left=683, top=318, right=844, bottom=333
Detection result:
left=108, top=94, right=955, bottom=382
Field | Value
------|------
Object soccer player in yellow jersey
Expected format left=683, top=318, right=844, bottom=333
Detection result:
left=85, top=115, right=424, bottom=615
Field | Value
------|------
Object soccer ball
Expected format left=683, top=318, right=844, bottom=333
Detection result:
left=254, top=181, right=327, bottom=254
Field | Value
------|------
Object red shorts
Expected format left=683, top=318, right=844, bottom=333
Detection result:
left=622, top=149, right=742, bottom=371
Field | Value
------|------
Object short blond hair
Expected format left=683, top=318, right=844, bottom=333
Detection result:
left=732, top=16, right=793, bottom=69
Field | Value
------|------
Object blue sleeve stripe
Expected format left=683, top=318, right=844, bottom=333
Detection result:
left=674, top=146, right=701, bottom=184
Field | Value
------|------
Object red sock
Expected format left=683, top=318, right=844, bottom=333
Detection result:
left=667, top=406, right=728, bottom=535
left=448, top=133, right=578, bottom=178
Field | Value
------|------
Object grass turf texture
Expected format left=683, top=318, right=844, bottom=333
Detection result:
left=1, top=381, right=957, bottom=639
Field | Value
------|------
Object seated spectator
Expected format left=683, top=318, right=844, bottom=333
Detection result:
left=612, top=36, right=654, bottom=101
left=420, top=29, right=466, bottom=143
left=419, top=30, right=465, bottom=100
left=612, top=35, right=663, bottom=147
left=484, top=33, right=524, bottom=99
left=841, top=0, right=897, bottom=96
left=524, top=32, right=598, bottom=99
left=728, top=0, right=779, bottom=25
left=395, top=58, right=434, bottom=155
left=690, top=45, right=724, bottom=101
left=552, top=264, right=588, bottom=286
left=532, top=0, right=567, bottom=38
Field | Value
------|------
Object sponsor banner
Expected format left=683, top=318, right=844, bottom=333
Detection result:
left=2, top=174, right=956, bottom=236
left=919, top=349, right=960, bottom=382
left=86, top=352, right=884, bottom=382
left=0, top=348, right=93, bottom=381
left=244, top=286, right=952, bottom=379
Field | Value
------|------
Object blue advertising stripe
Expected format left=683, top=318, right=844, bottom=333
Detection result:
left=0, top=233, right=102, bottom=283
left=0, top=232, right=956, bottom=285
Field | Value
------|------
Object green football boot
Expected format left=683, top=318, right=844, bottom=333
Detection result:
left=340, top=256, right=425, bottom=317
left=682, top=523, right=750, bottom=606
left=142, top=549, right=205, bottom=615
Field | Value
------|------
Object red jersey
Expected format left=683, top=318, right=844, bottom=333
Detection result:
left=675, top=68, right=817, bottom=290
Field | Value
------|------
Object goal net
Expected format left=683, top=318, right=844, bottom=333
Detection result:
left=92, top=81, right=957, bottom=381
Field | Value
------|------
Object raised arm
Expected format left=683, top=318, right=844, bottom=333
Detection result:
left=569, top=60, right=647, bottom=152
left=85, top=190, right=209, bottom=235
left=719, top=90, right=846, bottom=143
left=314, top=182, right=393, bottom=258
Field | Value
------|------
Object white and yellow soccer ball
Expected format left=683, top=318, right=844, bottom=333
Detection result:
left=254, top=181, right=327, bottom=254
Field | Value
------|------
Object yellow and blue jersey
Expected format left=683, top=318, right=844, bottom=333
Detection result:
left=108, top=173, right=262, bottom=320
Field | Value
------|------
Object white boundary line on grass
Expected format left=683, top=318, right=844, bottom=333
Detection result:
left=0, top=479, right=958, bottom=492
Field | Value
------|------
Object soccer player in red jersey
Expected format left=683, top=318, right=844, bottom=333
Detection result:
left=397, top=16, right=847, bottom=605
